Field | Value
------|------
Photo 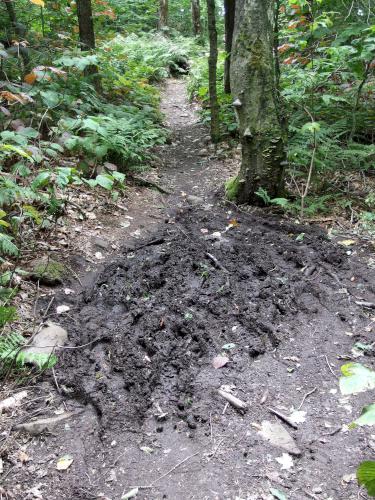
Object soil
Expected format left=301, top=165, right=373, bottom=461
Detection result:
left=1, top=80, right=375, bottom=500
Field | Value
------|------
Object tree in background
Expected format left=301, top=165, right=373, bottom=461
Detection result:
left=227, top=0, right=285, bottom=204
left=77, top=0, right=96, bottom=51
left=159, top=0, right=169, bottom=29
left=224, top=0, right=235, bottom=93
left=191, top=0, right=201, bottom=36
left=206, top=0, right=220, bottom=143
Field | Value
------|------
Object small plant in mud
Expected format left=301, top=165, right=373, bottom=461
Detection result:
left=338, top=361, right=375, bottom=496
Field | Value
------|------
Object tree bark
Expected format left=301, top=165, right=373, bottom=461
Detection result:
left=2, top=0, right=30, bottom=70
left=224, top=0, right=235, bottom=94
left=227, top=0, right=286, bottom=205
left=158, top=0, right=168, bottom=29
left=76, top=0, right=96, bottom=50
left=191, top=0, right=201, bottom=36
left=206, top=0, right=220, bottom=144
left=76, top=0, right=100, bottom=86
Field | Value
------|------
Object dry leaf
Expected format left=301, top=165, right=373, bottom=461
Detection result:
left=212, top=355, right=229, bottom=369
left=275, top=452, right=294, bottom=470
left=56, top=305, right=70, bottom=314
left=289, top=410, right=306, bottom=424
left=56, top=454, right=73, bottom=471
left=24, top=72, right=37, bottom=85
left=18, top=450, right=29, bottom=463
left=338, top=240, right=356, bottom=247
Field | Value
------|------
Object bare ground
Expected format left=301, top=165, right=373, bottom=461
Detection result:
left=1, top=80, right=375, bottom=500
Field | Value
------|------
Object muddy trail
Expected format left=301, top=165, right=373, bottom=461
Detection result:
left=3, top=80, right=375, bottom=500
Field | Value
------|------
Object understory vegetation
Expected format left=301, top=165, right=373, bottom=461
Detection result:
left=0, top=0, right=375, bottom=494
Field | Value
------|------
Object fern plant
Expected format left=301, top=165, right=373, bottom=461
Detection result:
left=0, top=331, right=57, bottom=371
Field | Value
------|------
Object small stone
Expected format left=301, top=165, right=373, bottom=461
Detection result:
left=312, top=486, right=323, bottom=494
left=91, top=236, right=110, bottom=251
left=186, top=415, right=197, bottom=429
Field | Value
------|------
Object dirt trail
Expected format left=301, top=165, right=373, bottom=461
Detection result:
left=3, top=80, right=375, bottom=500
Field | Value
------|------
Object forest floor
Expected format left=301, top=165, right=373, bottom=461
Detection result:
left=1, top=79, right=375, bottom=500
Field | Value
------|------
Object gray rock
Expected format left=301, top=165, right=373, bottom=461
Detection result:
left=22, top=322, right=68, bottom=364
left=186, top=195, right=204, bottom=206
left=91, top=236, right=110, bottom=251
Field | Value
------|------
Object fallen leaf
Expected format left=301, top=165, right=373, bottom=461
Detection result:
left=222, top=343, right=236, bottom=350
left=275, top=453, right=294, bottom=470
left=270, top=487, right=288, bottom=500
left=140, top=446, right=153, bottom=454
left=258, top=420, right=301, bottom=456
left=212, top=355, right=229, bottom=369
left=18, top=450, right=29, bottom=463
left=338, top=239, right=356, bottom=247
left=56, top=305, right=70, bottom=314
left=339, top=362, right=375, bottom=395
left=56, top=454, right=73, bottom=471
left=289, top=410, right=306, bottom=424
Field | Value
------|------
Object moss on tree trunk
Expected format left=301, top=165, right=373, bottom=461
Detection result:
left=228, top=0, right=286, bottom=205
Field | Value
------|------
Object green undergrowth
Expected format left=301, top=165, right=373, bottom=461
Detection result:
left=0, top=32, right=197, bottom=377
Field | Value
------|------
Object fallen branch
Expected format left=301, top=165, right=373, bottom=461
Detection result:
left=205, top=252, right=229, bottom=273
left=217, top=389, right=248, bottom=412
left=131, top=176, right=172, bottom=195
left=268, top=407, right=298, bottom=430
left=298, top=387, right=317, bottom=410
left=355, top=301, right=375, bottom=310
left=13, top=412, right=77, bottom=435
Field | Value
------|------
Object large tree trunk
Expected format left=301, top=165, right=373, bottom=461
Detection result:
left=224, top=0, right=235, bottom=94
left=76, top=0, right=96, bottom=50
left=206, top=0, right=220, bottom=143
left=227, top=0, right=285, bottom=205
left=158, top=0, right=168, bottom=29
left=191, top=0, right=201, bottom=36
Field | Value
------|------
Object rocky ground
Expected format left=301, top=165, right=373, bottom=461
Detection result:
left=1, top=80, right=375, bottom=500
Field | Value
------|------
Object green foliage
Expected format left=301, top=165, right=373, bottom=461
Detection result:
left=353, top=403, right=375, bottom=427
left=357, top=461, right=375, bottom=496
left=0, top=331, right=57, bottom=370
left=188, top=51, right=238, bottom=136
left=339, top=362, right=375, bottom=395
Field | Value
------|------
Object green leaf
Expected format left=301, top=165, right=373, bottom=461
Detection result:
left=353, top=404, right=375, bottom=427
left=0, top=306, right=17, bottom=327
left=357, top=461, right=375, bottom=496
left=32, top=171, right=51, bottom=189
left=0, top=234, right=19, bottom=256
left=96, top=174, right=114, bottom=190
left=0, top=144, right=33, bottom=160
left=270, top=488, right=288, bottom=500
left=340, top=363, right=375, bottom=395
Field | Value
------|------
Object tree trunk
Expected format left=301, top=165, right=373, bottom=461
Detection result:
left=206, top=0, right=220, bottom=144
left=76, top=0, right=96, bottom=50
left=224, top=0, right=235, bottom=94
left=76, top=0, right=100, bottom=86
left=158, top=0, right=168, bottom=29
left=227, top=0, right=285, bottom=205
left=2, top=0, right=30, bottom=70
left=191, top=0, right=201, bottom=36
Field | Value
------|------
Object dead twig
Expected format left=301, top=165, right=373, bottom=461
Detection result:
left=355, top=301, right=375, bottom=310
left=297, top=387, right=317, bottom=410
left=324, top=355, right=338, bottom=378
left=268, top=407, right=298, bottom=430
left=205, top=253, right=229, bottom=273
left=217, top=389, right=248, bottom=412
left=149, top=451, right=200, bottom=486
left=260, top=389, right=269, bottom=405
